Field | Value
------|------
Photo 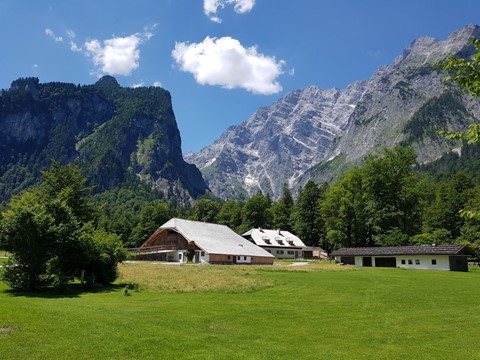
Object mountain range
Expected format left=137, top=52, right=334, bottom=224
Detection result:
left=185, top=24, right=480, bottom=199
left=1, top=24, right=480, bottom=204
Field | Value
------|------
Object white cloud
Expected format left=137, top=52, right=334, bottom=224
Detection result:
left=153, top=81, right=162, bottom=87
left=132, top=82, right=145, bottom=88
left=45, top=28, right=63, bottom=42
left=84, top=34, right=143, bottom=76
left=204, top=0, right=255, bottom=23
left=172, top=36, right=284, bottom=95
left=70, top=41, right=82, bottom=52
left=66, top=29, right=82, bottom=52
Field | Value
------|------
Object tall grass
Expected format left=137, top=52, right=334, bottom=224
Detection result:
left=118, top=262, right=278, bottom=293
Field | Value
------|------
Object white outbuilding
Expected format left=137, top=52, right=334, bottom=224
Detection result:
left=330, top=244, right=469, bottom=271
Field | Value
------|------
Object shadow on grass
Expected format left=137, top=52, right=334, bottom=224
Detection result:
left=3, top=283, right=126, bottom=299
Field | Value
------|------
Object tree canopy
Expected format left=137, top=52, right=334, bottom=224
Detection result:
left=0, top=163, right=125, bottom=290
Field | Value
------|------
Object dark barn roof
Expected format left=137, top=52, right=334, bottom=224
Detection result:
left=331, top=244, right=467, bottom=257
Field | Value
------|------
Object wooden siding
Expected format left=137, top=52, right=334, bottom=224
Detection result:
left=209, top=254, right=274, bottom=265
left=142, top=229, right=190, bottom=250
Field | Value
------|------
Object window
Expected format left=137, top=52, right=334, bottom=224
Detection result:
left=237, top=256, right=241, bottom=260
left=227, top=256, right=231, bottom=260
left=277, top=240, right=284, bottom=245
left=266, top=250, right=271, bottom=253
left=201, top=251, right=205, bottom=257
left=287, top=251, right=295, bottom=255
left=415, top=259, right=420, bottom=265
left=244, top=256, right=247, bottom=260
left=179, top=253, right=182, bottom=260
left=401, top=259, right=406, bottom=265
left=408, top=259, right=413, bottom=265
left=288, top=241, right=294, bottom=246
left=432, top=259, right=437, bottom=265
left=277, top=250, right=284, bottom=254
left=264, top=239, right=271, bottom=244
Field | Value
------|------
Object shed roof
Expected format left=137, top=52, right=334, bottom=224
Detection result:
left=330, top=244, right=467, bottom=257
left=158, top=218, right=274, bottom=258
left=242, top=228, right=306, bottom=248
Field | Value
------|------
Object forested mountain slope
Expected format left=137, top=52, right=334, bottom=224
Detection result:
left=0, top=76, right=207, bottom=204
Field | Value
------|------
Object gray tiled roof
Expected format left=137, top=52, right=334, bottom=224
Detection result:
left=331, top=244, right=467, bottom=257
left=161, top=218, right=274, bottom=258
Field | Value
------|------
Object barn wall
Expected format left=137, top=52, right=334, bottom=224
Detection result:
left=144, top=230, right=189, bottom=250
left=208, top=254, right=273, bottom=265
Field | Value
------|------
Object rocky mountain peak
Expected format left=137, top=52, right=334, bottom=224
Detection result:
left=394, top=24, right=480, bottom=68
left=186, top=24, right=480, bottom=200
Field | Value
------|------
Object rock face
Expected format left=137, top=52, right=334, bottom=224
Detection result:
left=185, top=24, right=480, bottom=199
left=0, top=76, right=208, bottom=203
left=185, top=82, right=366, bottom=198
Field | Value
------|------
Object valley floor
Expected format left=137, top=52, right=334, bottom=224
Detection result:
left=0, top=262, right=479, bottom=359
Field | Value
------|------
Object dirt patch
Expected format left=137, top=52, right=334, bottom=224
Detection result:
left=0, top=326, right=15, bottom=337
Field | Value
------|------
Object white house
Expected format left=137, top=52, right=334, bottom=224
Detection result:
left=330, top=244, right=469, bottom=271
left=242, top=228, right=306, bottom=259
left=134, top=218, right=275, bottom=265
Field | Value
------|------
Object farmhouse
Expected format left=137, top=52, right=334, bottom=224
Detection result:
left=242, top=228, right=306, bottom=259
left=136, top=218, right=274, bottom=265
left=330, top=244, right=469, bottom=271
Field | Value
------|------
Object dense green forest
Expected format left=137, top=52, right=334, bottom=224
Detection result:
left=3, top=145, right=479, bottom=262
left=77, top=145, right=479, bottom=260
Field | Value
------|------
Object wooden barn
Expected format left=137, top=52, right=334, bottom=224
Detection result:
left=331, top=244, right=469, bottom=271
left=136, top=218, right=274, bottom=265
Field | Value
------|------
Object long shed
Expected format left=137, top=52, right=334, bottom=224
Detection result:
left=330, top=245, right=469, bottom=271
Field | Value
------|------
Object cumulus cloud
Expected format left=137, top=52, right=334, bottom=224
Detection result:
left=204, top=0, right=255, bottom=23
left=45, top=26, right=154, bottom=77
left=132, top=82, right=145, bottom=88
left=85, top=34, right=147, bottom=76
left=153, top=81, right=162, bottom=87
left=45, top=28, right=63, bottom=42
left=172, top=36, right=284, bottom=95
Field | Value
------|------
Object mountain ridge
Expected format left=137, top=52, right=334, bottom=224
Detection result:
left=0, top=76, right=208, bottom=204
left=185, top=24, right=480, bottom=199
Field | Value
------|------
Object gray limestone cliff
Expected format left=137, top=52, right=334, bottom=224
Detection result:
left=185, top=24, right=480, bottom=199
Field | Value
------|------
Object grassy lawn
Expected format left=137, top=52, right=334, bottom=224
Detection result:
left=1, top=263, right=479, bottom=359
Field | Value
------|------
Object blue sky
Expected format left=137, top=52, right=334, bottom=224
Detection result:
left=1, top=0, right=480, bottom=153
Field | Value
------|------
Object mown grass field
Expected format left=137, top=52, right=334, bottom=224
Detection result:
left=1, top=262, right=479, bottom=359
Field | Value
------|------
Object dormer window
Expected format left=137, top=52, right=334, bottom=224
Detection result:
left=264, top=239, right=271, bottom=244
left=277, top=240, right=284, bottom=245
left=288, top=241, right=294, bottom=246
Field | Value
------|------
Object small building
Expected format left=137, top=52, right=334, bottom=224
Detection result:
left=242, top=228, right=305, bottom=259
left=330, top=244, right=469, bottom=271
left=135, top=218, right=274, bottom=265
left=302, top=246, right=328, bottom=260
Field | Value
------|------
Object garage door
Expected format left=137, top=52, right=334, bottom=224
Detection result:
left=375, top=257, right=396, bottom=267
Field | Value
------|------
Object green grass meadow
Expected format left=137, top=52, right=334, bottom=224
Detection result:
left=1, top=263, right=479, bottom=359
